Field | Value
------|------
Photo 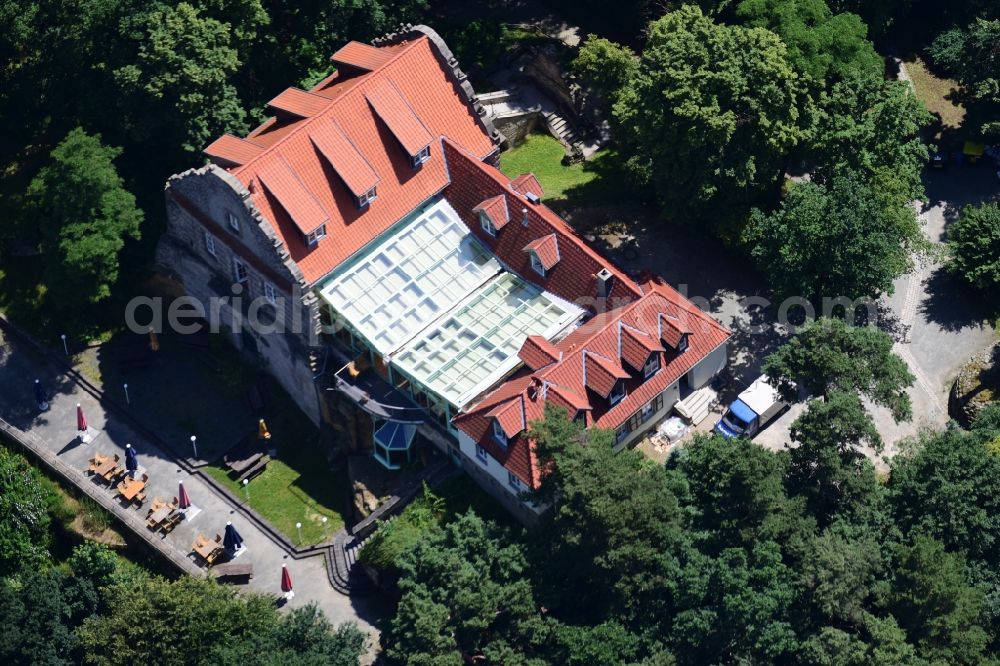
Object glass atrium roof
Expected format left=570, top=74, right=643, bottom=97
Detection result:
left=393, top=272, right=582, bottom=409
left=317, top=199, right=501, bottom=354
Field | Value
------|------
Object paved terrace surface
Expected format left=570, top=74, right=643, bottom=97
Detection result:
left=0, top=326, right=383, bottom=641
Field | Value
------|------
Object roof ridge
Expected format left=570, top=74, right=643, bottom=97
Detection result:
left=232, top=37, right=428, bottom=177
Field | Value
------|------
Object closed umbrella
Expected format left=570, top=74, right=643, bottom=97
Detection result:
left=125, top=444, right=138, bottom=477
left=258, top=418, right=271, bottom=440
left=148, top=327, right=159, bottom=352
left=280, top=563, right=294, bottom=597
left=223, top=521, right=244, bottom=551
left=76, top=404, right=91, bottom=443
left=33, top=379, right=48, bottom=411
left=178, top=481, right=191, bottom=509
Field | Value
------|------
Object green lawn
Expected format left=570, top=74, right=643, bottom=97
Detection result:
left=905, top=56, right=965, bottom=130
left=204, top=438, right=348, bottom=546
left=498, top=133, right=627, bottom=209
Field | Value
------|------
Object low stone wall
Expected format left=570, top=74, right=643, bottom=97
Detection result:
left=493, top=111, right=541, bottom=148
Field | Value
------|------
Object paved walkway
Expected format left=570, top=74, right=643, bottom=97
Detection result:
left=0, top=327, right=383, bottom=640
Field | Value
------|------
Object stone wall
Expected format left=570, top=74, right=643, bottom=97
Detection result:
left=156, top=166, right=323, bottom=426
left=492, top=111, right=541, bottom=148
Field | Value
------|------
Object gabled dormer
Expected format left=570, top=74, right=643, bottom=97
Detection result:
left=474, top=195, right=509, bottom=237
left=487, top=397, right=526, bottom=448
left=365, top=78, right=434, bottom=169
left=309, top=119, right=380, bottom=211
left=582, top=350, right=630, bottom=400
left=658, top=312, right=692, bottom=353
left=256, top=157, right=330, bottom=248
left=618, top=322, right=664, bottom=375
left=523, top=234, right=560, bottom=277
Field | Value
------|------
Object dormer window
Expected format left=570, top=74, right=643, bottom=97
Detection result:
left=677, top=334, right=689, bottom=353
left=609, top=379, right=626, bottom=406
left=480, top=213, right=497, bottom=237
left=529, top=251, right=546, bottom=277
left=411, top=145, right=431, bottom=168
left=305, top=224, right=327, bottom=247
left=357, top=186, right=377, bottom=209
left=643, top=353, right=660, bottom=378
left=492, top=419, right=508, bottom=447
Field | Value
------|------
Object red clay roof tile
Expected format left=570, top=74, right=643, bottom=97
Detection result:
left=518, top=335, right=561, bottom=370
left=473, top=194, right=509, bottom=229
left=331, top=41, right=397, bottom=72
left=524, top=234, right=560, bottom=270
left=510, top=173, right=543, bottom=198
left=203, top=134, right=264, bottom=167
left=256, top=157, right=330, bottom=235
left=308, top=119, right=379, bottom=198
left=364, top=78, right=434, bottom=156
left=487, top=398, right=526, bottom=437
left=267, top=87, right=332, bottom=118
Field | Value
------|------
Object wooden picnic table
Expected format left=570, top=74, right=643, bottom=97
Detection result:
left=192, top=534, right=223, bottom=565
left=95, top=458, right=119, bottom=480
left=146, top=506, right=173, bottom=528
left=118, top=477, right=145, bottom=501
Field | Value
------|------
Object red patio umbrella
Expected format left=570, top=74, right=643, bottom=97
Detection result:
left=76, top=404, right=87, bottom=432
left=280, top=563, right=293, bottom=595
left=178, top=481, right=191, bottom=510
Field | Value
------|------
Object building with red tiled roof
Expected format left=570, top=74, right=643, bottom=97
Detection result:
left=157, top=25, right=730, bottom=524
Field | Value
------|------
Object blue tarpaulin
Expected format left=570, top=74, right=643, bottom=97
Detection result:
left=728, top=399, right=758, bottom=425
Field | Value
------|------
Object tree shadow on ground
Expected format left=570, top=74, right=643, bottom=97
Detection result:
left=919, top=267, right=994, bottom=333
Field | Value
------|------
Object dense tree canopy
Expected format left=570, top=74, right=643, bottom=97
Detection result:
left=927, top=18, right=1000, bottom=136
left=27, top=128, right=143, bottom=307
left=948, top=202, right=1000, bottom=293
left=0, top=448, right=52, bottom=575
left=612, top=4, right=811, bottom=229
left=763, top=317, right=914, bottom=420
left=734, top=0, right=882, bottom=82
left=747, top=169, right=920, bottom=301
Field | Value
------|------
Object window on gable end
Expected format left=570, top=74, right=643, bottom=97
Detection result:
left=529, top=251, right=545, bottom=277
left=643, top=353, right=660, bottom=379
left=492, top=419, right=508, bottom=447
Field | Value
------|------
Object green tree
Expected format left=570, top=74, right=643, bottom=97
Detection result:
left=112, top=2, right=247, bottom=154
left=0, top=448, right=51, bottom=575
left=787, top=391, right=884, bottom=523
left=531, top=406, right=692, bottom=630
left=809, top=72, right=932, bottom=203
left=948, top=202, right=1000, bottom=293
left=612, top=4, right=811, bottom=229
left=27, top=128, right=142, bottom=307
left=573, top=35, right=639, bottom=114
left=385, top=511, right=548, bottom=665
left=734, top=0, right=882, bottom=82
left=762, top=317, right=914, bottom=421
left=888, top=535, right=991, bottom=664
left=889, top=426, right=1000, bottom=568
left=747, top=170, right=920, bottom=301
left=76, top=575, right=332, bottom=666
left=0, top=566, right=98, bottom=666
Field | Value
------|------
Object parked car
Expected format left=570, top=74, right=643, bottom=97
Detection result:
left=714, top=375, right=788, bottom=439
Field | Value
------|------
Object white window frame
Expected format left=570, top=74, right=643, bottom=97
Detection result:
left=305, top=224, right=327, bottom=247
left=357, top=186, right=377, bottom=208
left=643, top=353, right=660, bottom=379
left=641, top=400, right=655, bottom=422
left=204, top=232, right=217, bottom=257
left=677, top=334, right=689, bottom=353
left=492, top=420, right=508, bottom=447
left=609, top=379, right=626, bottom=406
left=480, top=212, right=497, bottom=237
left=264, top=282, right=277, bottom=304
left=227, top=211, right=240, bottom=232
left=475, top=444, right=489, bottom=465
left=232, top=258, right=248, bottom=284
left=507, top=471, right=523, bottom=491
left=411, top=145, right=431, bottom=167
left=529, top=251, right=546, bottom=277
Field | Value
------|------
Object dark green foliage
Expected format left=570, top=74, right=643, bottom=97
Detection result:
left=358, top=485, right=444, bottom=571
left=748, top=170, right=920, bottom=301
left=888, top=535, right=991, bottom=664
left=763, top=317, right=914, bottom=420
left=734, top=0, right=882, bottom=82
left=0, top=448, right=52, bottom=575
left=948, top=202, right=1000, bottom=293
left=27, top=128, right=142, bottom=307
left=611, top=5, right=811, bottom=229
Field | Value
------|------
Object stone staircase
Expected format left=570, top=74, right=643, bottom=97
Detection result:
left=326, top=530, right=378, bottom=596
left=541, top=109, right=587, bottom=158
left=674, top=386, right=718, bottom=425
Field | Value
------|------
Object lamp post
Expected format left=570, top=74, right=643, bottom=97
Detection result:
left=123, top=383, right=130, bottom=405
left=242, top=478, right=249, bottom=501
left=322, top=516, right=328, bottom=536
left=60, top=334, right=68, bottom=355
left=296, top=522, right=303, bottom=546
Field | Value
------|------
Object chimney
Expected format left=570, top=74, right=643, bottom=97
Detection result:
left=521, top=207, right=529, bottom=226
left=596, top=268, right=614, bottom=299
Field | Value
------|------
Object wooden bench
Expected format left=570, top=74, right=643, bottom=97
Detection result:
left=223, top=435, right=266, bottom=477
left=237, top=456, right=269, bottom=483
left=213, top=562, right=254, bottom=582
